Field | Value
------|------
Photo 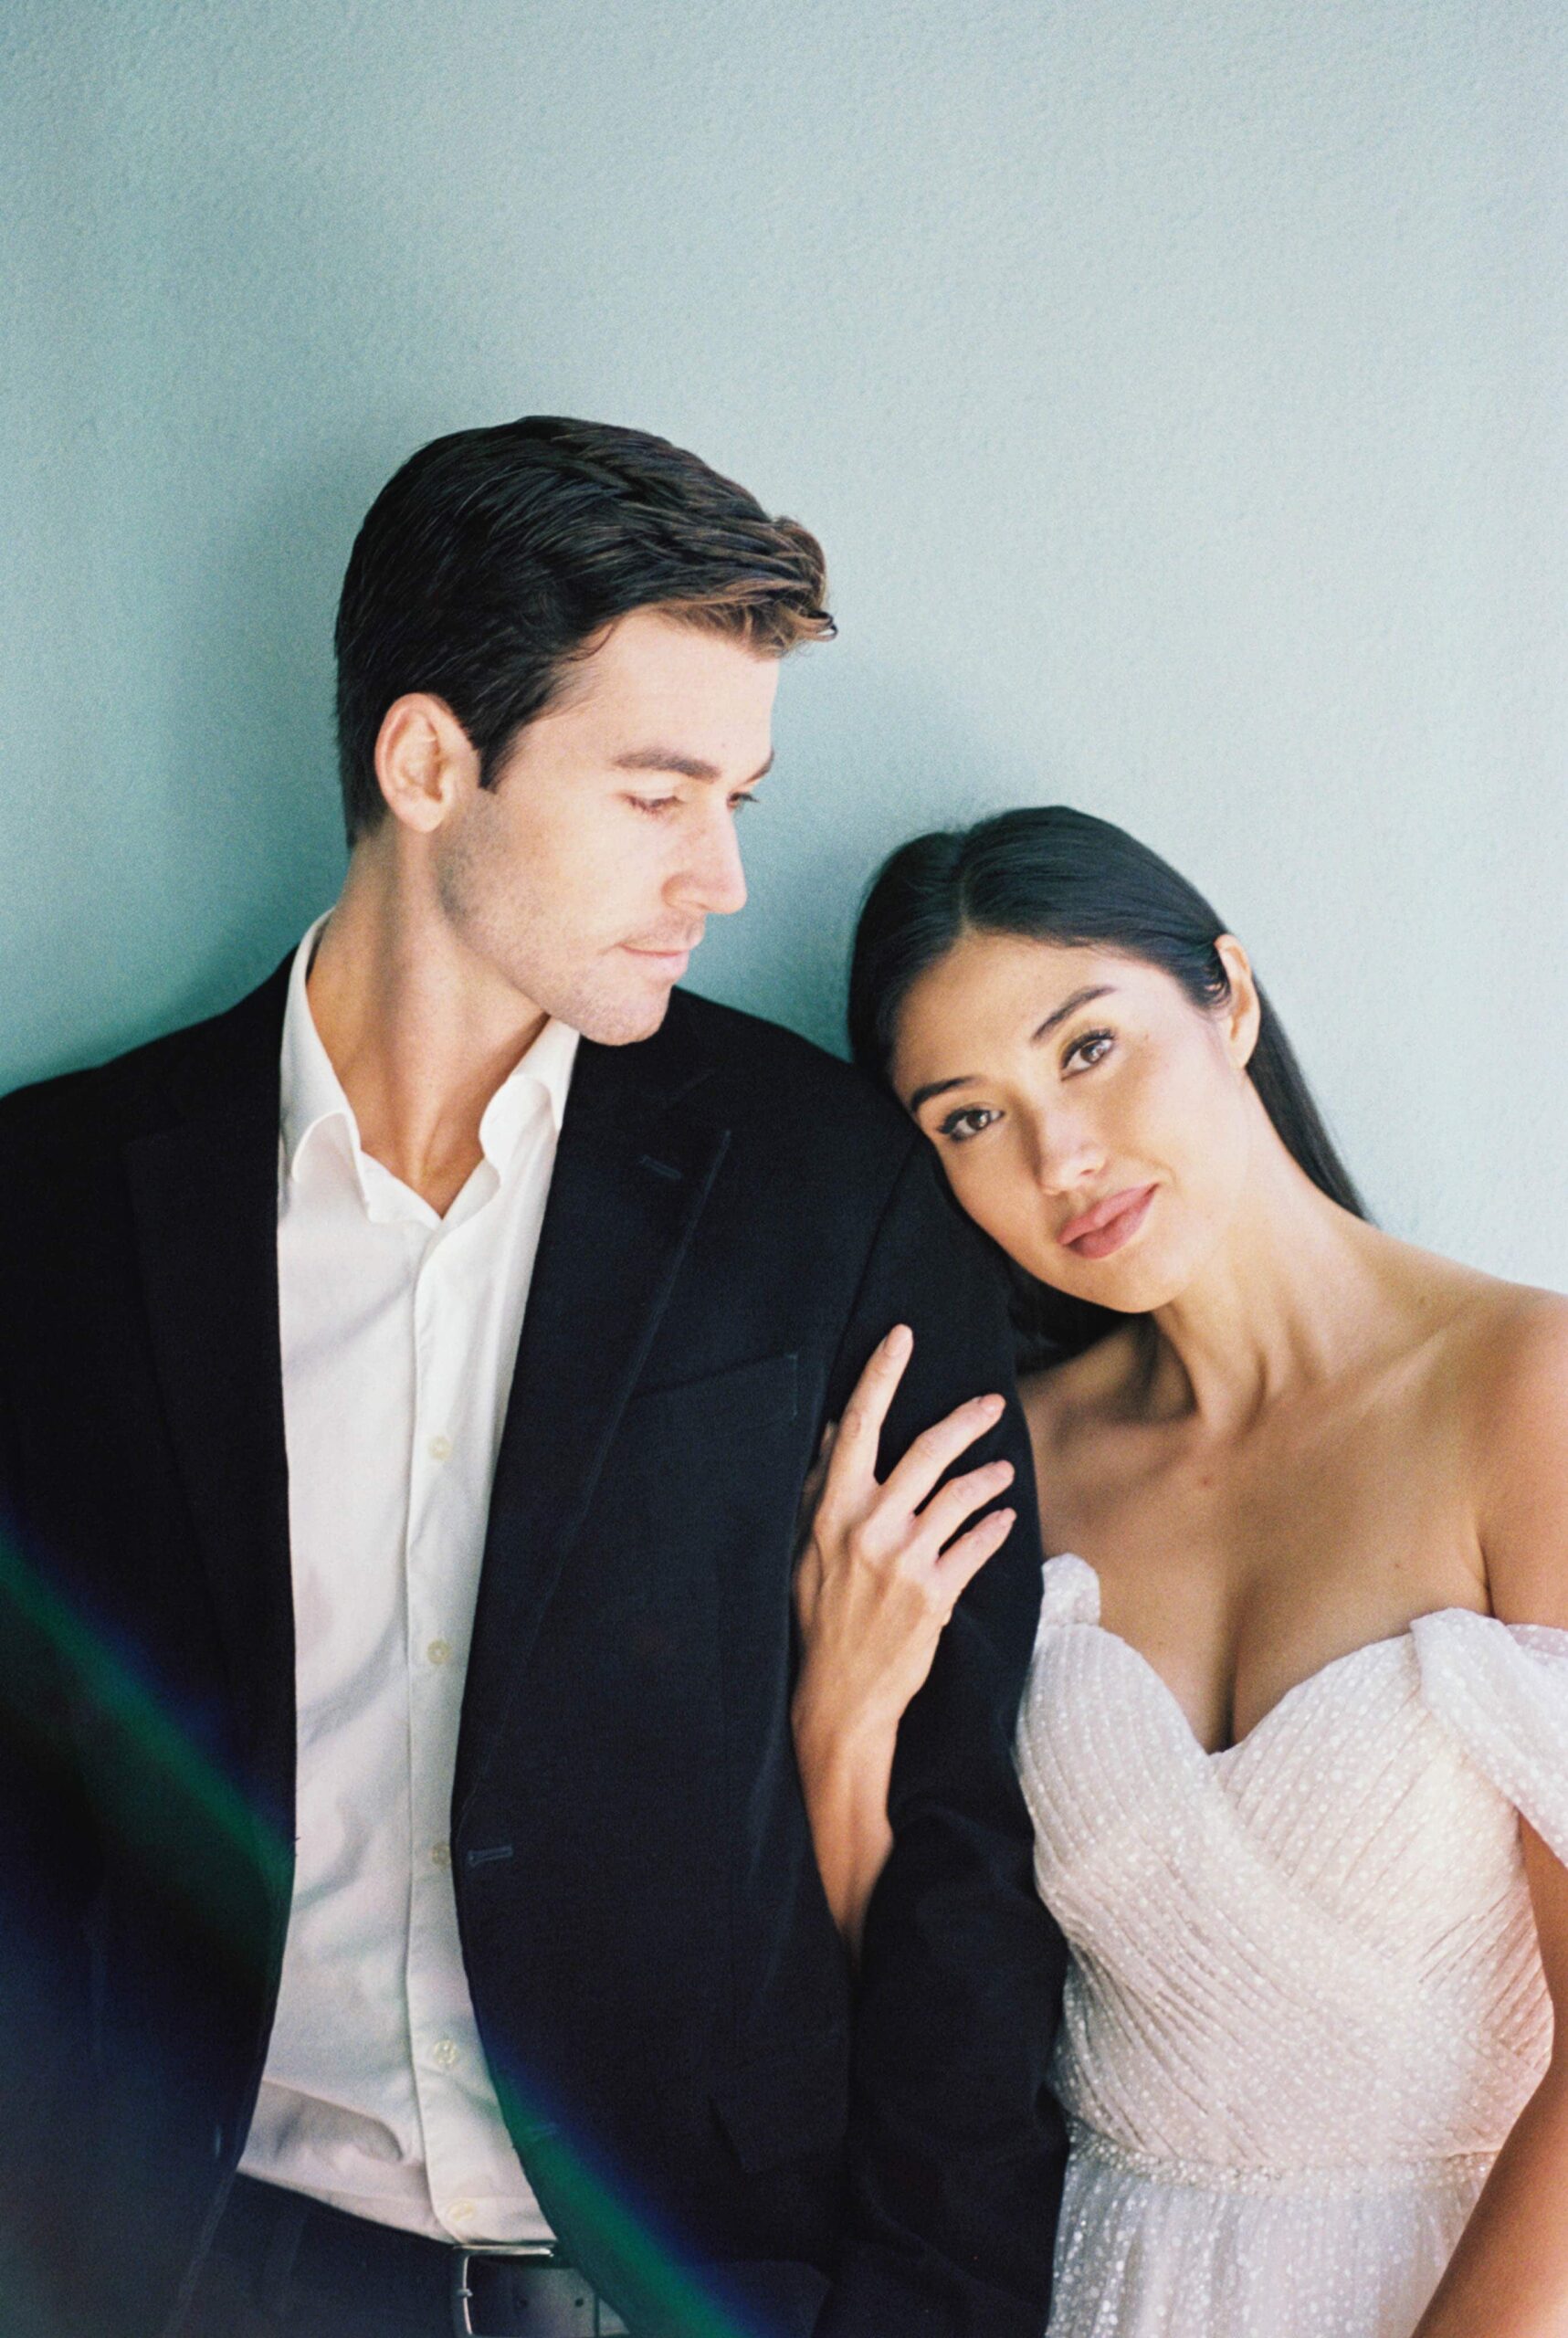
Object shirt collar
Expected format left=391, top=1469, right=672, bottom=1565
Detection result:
left=279, top=912, right=582, bottom=1187
left=475, top=1011, right=579, bottom=1169
left=279, top=913, right=350, bottom=1176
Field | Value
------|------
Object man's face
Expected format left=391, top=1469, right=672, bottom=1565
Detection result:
left=432, top=609, right=779, bottom=1044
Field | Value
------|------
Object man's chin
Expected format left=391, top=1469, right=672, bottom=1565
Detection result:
left=569, top=979, right=679, bottom=1048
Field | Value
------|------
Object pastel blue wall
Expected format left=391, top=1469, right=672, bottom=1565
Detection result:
left=4, top=2, right=1564, bottom=1280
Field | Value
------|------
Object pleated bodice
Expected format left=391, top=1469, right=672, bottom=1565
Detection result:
left=1017, top=1552, right=1568, bottom=2336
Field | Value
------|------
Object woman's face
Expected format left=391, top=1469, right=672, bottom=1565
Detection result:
left=889, top=929, right=1262, bottom=1313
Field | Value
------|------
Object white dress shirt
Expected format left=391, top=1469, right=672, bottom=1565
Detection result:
left=238, top=916, right=579, bottom=2243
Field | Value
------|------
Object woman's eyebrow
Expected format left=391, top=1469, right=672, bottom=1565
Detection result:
left=907, top=1071, right=974, bottom=1114
left=907, top=985, right=1119, bottom=1116
left=1032, top=983, right=1116, bottom=1041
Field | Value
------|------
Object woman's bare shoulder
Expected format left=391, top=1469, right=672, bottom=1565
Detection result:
left=1358, top=1226, right=1563, bottom=1371
left=1399, top=1239, right=1568, bottom=1395
left=1453, top=1271, right=1568, bottom=1451
left=1403, top=1248, right=1568, bottom=1623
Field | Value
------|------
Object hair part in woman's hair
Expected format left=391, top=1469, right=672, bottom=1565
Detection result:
left=333, top=415, right=834, bottom=846
left=847, top=806, right=1367, bottom=1365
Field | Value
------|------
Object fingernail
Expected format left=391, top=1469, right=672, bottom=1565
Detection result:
left=978, top=1393, right=1005, bottom=1416
left=887, top=1324, right=913, bottom=1357
left=995, top=1508, right=1016, bottom=1530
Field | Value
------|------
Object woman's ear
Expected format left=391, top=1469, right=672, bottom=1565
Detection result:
left=1213, top=934, right=1262, bottom=1070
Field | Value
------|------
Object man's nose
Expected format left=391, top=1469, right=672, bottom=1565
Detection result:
left=673, top=803, right=748, bottom=918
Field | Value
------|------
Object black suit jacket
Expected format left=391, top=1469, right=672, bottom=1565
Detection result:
left=0, top=966, right=1068, bottom=2338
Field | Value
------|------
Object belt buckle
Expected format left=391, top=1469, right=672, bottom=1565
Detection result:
left=451, top=2238, right=561, bottom=2337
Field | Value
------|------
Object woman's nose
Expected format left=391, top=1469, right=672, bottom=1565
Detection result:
left=1028, top=1110, right=1106, bottom=1195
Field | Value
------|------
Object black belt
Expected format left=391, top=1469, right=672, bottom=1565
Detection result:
left=208, top=2175, right=631, bottom=2335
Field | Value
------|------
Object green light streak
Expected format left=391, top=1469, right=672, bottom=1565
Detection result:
left=0, top=1528, right=783, bottom=2336
left=0, top=1525, right=289, bottom=1972
left=490, top=2071, right=765, bottom=2338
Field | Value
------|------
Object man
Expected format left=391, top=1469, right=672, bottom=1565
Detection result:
left=0, top=418, right=1066, bottom=2338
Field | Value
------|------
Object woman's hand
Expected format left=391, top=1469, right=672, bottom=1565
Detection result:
left=795, top=1323, right=1018, bottom=1737
left=791, top=1323, right=1019, bottom=1954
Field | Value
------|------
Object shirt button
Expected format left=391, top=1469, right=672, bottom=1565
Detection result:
left=448, top=2199, right=476, bottom=2224
left=427, top=1433, right=452, bottom=1463
left=433, top=2038, right=460, bottom=2070
left=431, top=1841, right=451, bottom=1869
left=426, top=1638, right=452, bottom=1667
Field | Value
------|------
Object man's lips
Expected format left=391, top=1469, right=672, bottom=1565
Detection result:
left=621, top=938, right=700, bottom=971
left=1057, top=1183, right=1158, bottom=1260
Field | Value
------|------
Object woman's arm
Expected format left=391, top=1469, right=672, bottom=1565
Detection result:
left=1413, top=1299, right=1568, bottom=2338
left=791, top=1323, right=1017, bottom=1955
left=1412, top=1822, right=1568, bottom=2336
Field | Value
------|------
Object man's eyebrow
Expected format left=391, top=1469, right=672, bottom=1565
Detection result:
left=611, top=747, right=775, bottom=785
left=905, top=985, right=1119, bottom=1118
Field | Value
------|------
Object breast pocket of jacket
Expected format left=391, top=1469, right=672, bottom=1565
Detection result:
left=575, top=1350, right=804, bottom=1627
left=622, top=1348, right=801, bottom=1447
left=609, top=1348, right=804, bottom=1529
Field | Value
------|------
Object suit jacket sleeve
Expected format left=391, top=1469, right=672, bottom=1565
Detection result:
left=814, top=1140, right=1069, bottom=2338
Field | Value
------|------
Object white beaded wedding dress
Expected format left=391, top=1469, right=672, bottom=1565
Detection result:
left=1016, top=1552, right=1568, bottom=2338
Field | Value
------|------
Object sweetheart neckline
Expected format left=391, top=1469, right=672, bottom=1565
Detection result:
left=1039, top=1551, right=1489, bottom=1763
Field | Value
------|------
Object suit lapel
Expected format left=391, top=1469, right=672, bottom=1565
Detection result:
left=458, top=1014, right=730, bottom=1806
left=124, top=968, right=296, bottom=1819
left=122, top=974, right=730, bottom=1829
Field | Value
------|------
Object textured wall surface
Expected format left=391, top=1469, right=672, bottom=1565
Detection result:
left=4, top=1, right=1564, bottom=1279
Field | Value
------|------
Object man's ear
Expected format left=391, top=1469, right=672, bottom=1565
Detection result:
left=1213, top=933, right=1262, bottom=1070
left=373, top=694, right=479, bottom=835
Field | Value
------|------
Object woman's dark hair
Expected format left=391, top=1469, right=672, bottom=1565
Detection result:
left=848, top=806, right=1367, bottom=1364
left=333, top=415, right=833, bottom=846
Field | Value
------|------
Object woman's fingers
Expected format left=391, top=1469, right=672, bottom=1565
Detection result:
left=824, top=1324, right=913, bottom=1499
left=880, top=1388, right=1006, bottom=1515
left=911, top=1456, right=1016, bottom=1555
left=933, top=1505, right=1017, bottom=1608
left=793, top=1423, right=838, bottom=1599
left=796, top=1420, right=836, bottom=1522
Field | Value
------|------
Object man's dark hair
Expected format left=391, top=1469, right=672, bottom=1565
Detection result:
left=332, top=416, right=834, bottom=844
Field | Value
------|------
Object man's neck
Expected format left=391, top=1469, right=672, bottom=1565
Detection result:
left=305, top=850, right=549, bottom=1216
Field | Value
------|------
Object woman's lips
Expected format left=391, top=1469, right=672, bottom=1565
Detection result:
left=1058, top=1183, right=1157, bottom=1261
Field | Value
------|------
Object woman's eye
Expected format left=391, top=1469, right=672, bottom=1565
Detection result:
left=1065, top=1029, right=1114, bottom=1072
left=938, top=1105, right=1000, bottom=1143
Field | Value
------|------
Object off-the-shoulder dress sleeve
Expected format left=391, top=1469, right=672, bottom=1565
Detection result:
left=1412, top=1609, right=1568, bottom=1865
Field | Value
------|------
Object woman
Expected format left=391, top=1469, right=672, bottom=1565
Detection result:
left=791, top=807, right=1568, bottom=2338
